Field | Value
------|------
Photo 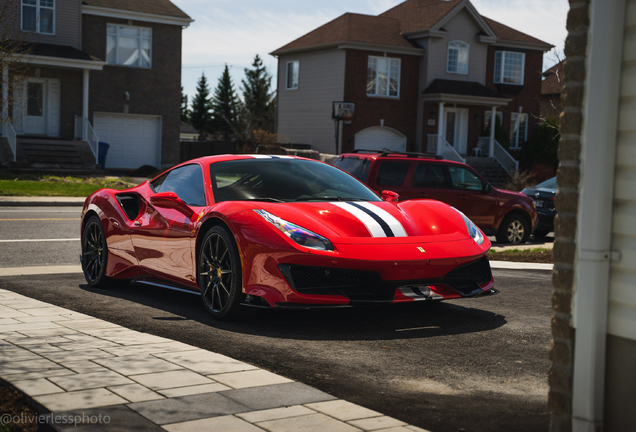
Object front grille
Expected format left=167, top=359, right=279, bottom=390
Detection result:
left=442, top=257, right=492, bottom=295
left=278, top=265, right=382, bottom=297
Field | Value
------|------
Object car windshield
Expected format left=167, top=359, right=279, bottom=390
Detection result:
left=535, top=177, right=558, bottom=190
left=210, top=158, right=382, bottom=203
left=332, top=156, right=371, bottom=182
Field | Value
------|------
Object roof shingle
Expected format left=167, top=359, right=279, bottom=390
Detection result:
left=542, top=61, right=565, bottom=96
left=82, top=0, right=191, bottom=20
left=273, top=0, right=552, bottom=55
left=272, top=13, right=416, bottom=55
left=379, top=0, right=463, bottom=33
left=423, top=79, right=508, bottom=99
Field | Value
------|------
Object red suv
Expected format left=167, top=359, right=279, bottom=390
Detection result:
left=333, top=151, right=537, bottom=244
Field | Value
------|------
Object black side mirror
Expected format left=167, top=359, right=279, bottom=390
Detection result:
left=484, top=183, right=493, bottom=193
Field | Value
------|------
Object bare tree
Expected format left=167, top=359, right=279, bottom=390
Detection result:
left=0, top=0, right=33, bottom=129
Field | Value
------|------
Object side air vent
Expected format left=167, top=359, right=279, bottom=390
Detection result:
left=116, top=194, right=142, bottom=221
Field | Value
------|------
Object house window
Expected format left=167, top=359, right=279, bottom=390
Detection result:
left=447, top=41, right=469, bottom=74
left=286, top=61, right=299, bottom=90
left=494, top=51, right=525, bottom=85
left=510, top=113, right=528, bottom=148
left=107, top=24, right=152, bottom=68
left=367, top=56, right=400, bottom=97
left=22, top=0, right=54, bottom=34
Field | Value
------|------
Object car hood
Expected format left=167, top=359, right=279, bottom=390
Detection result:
left=494, top=187, right=530, bottom=199
left=521, top=187, right=557, bottom=198
left=251, top=200, right=473, bottom=244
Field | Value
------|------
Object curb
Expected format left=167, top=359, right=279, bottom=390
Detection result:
left=490, top=261, right=553, bottom=270
left=0, top=198, right=85, bottom=207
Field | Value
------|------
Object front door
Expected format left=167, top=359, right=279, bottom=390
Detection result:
left=24, top=79, right=46, bottom=135
left=444, top=108, right=469, bottom=155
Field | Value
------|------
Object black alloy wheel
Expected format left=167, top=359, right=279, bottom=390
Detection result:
left=199, top=225, right=252, bottom=320
left=82, top=216, right=111, bottom=287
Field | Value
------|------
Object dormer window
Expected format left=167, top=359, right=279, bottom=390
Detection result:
left=494, top=51, right=525, bottom=85
left=22, top=0, right=54, bottom=34
left=447, top=41, right=469, bottom=74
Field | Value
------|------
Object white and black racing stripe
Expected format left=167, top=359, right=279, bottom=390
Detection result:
left=332, top=202, right=408, bottom=238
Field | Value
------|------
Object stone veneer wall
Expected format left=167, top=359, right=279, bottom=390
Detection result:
left=548, top=1, right=590, bottom=431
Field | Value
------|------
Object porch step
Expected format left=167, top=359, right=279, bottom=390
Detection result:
left=11, top=139, right=99, bottom=171
left=465, top=157, right=511, bottom=189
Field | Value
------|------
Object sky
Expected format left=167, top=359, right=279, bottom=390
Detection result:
left=171, top=0, right=570, bottom=103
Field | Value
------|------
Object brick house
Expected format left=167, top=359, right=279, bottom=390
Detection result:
left=540, top=60, right=564, bottom=124
left=271, top=0, right=552, bottom=174
left=549, top=1, right=636, bottom=431
left=0, top=0, right=191, bottom=170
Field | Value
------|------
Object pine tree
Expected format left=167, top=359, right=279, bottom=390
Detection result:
left=189, top=73, right=213, bottom=134
left=180, top=85, right=190, bottom=123
left=211, top=65, right=239, bottom=139
left=239, top=54, right=276, bottom=139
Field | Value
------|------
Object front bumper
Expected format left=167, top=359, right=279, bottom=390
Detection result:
left=244, top=250, right=495, bottom=307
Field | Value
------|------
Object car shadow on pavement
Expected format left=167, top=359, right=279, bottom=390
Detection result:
left=75, top=281, right=507, bottom=342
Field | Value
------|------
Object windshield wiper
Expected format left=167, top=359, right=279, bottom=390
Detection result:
left=241, top=197, right=287, bottom=203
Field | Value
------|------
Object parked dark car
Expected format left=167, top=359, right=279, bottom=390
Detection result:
left=522, top=176, right=557, bottom=238
left=333, top=151, right=538, bottom=244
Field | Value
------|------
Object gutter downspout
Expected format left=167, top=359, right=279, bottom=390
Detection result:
left=571, top=0, right=625, bottom=431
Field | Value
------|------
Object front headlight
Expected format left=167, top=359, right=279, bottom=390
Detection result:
left=254, top=210, right=334, bottom=251
left=451, top=207, right=485, bottom=245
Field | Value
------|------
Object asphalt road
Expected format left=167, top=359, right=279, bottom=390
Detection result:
left=0, top=207, right=552, bottom=432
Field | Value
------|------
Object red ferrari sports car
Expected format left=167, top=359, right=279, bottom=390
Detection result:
left=80, top=155, right=497, bottom=320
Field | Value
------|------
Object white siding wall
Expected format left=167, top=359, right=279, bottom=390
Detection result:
left=3, top=0, right=82, bottom=49
left=276, top=50, right=346, bottom=154
left=422, top=9, right=488, bottom=87
left=608, top=0, right=636, bottom=341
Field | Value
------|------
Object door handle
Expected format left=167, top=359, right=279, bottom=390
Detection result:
left=416, top=193, right=428, bottom=198
left=458, top=195, right=468, bottom=200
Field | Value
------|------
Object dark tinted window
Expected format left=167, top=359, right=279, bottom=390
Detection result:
left=448, top=166, right=483, bottom=191
left=413, top=163, right=447, bottom=188
left=376, top=162, right=408, bottom=186
left=210, top=159, right=380, bottom=202
left=151, top=164, right=206, bottom=206
left=333, top=157, right=371, bottom=182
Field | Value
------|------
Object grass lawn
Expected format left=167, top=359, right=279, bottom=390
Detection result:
left=0, top=169, right=137, bottom=197
left=488, top=247, right=553, bottom=263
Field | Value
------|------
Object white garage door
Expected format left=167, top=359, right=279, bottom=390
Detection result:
left=93, top=114, right=161, bottom=169
left=355, top=127, right=407, bottom=152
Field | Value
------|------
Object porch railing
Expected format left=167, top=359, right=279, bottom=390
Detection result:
left=426, top=134, right=465, bottom=163
left=74, top=115, right=99, bottom=164
left=85, top=118, right=99, bottom=164
left=477, top=136, right=519, bottom=175
left=6, top=121, right=17, bottom=162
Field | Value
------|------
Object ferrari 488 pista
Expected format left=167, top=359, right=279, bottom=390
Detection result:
left=80, top=155, right=497, bottom=320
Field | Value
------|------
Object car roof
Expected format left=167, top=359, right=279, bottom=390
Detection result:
left=338, top=151, right=469, bottom=167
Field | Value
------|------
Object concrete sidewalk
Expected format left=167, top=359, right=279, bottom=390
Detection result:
left=0, top=288, right=427, bottom=432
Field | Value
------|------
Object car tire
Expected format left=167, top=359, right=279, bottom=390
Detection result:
left=82, top=215, right=115, bottom=288
left=496, top=214, right=530, bottom=244
left=533, top=229, right=550, bottom=239
left=199, top=225, right=255, bottom=320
